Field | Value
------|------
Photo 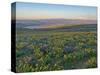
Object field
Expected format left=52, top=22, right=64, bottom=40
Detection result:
left=16, top=24, right=97, bottom=72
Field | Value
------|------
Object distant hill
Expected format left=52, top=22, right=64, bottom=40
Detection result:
left=16, top=19, right=97, bottom=28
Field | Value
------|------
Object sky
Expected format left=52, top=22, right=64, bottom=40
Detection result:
left=13, top=2, right=97, bottom=20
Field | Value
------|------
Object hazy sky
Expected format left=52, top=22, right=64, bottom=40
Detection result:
left=14, top=2, right=97, bottom=20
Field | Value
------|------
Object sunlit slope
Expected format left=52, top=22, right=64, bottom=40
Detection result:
left=20, top=24, right=97, bottom=32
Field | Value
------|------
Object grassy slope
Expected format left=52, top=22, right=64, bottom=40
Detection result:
left=16, top=24, right=97, bottom=72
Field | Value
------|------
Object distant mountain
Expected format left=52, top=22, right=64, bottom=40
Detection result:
left=16, top=19, right=97, bottom=28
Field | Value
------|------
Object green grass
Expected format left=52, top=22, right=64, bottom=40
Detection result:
left=16, top=24, right=97, bottom=72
